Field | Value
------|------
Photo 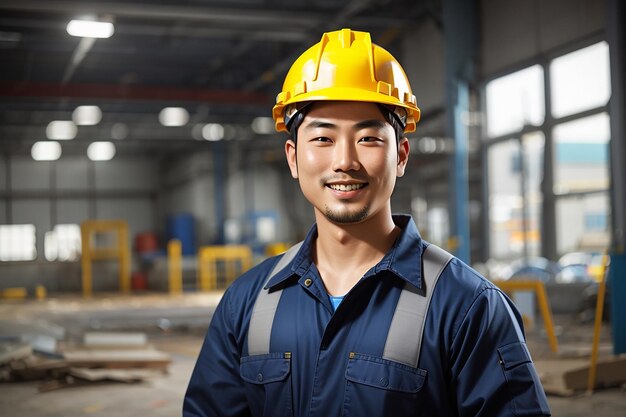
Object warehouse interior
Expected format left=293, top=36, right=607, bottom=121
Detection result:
left=1, top=0, right=625, bottom=415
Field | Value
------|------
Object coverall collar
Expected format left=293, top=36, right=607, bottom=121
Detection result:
left=265, top=214, right=424, bottom=290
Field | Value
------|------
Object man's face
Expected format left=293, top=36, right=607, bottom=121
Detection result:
left=285, top=101, right=409, bottom=225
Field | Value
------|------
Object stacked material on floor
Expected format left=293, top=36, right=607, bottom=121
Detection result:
left=536, top=356, right=626, bottom=396
left=0, top=320, right=171, bottom=392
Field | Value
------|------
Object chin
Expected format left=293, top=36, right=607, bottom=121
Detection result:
left=323, top=205, right=370, bottom=224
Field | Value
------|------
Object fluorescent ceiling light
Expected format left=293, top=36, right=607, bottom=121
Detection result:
left=159, top=107, right=189, bottom=127
left=67, top=19, right=114, bottom=38
left=87, top=141, right=116, bottom=161
left=46, top=120, right=77, bottom=140
left=251, top=117, right=275, bottom=134
left=202, top=123, right=225, bottom=141
left=31, top=141, right=62, bottom=161
left=72, top=105, right=102, bottom=126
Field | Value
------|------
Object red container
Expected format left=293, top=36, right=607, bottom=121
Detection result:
left=132, top=271, right=148, bottom=291
left=135, top=232, right=159, bottom=253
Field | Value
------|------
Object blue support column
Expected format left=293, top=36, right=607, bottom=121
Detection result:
left=609, top=254, right=626, bottom=353
left=607, top=0, right=626, bottom=354
left=451, top=81, right=471, bottom=263
left=442, top=0, right=477, bottom=264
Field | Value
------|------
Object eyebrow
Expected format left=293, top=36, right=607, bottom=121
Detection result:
left=302, top=119, right=388, bottom=131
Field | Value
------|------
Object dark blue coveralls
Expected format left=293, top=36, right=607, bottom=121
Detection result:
left=184, top=215, right=551, bottom=416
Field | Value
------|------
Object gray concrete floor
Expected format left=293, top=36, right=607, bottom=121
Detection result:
left=1, top=293, right=625, bottom=417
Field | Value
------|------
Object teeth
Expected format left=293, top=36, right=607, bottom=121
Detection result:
left=329, top=184, right=364, bottom=191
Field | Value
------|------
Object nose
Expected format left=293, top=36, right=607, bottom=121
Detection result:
left=331, top=140, right=361, bottom=172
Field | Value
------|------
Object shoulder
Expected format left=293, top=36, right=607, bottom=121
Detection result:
left=429, top=250, right=508, bottom=336
left=441, top=256, right=497, bottom=300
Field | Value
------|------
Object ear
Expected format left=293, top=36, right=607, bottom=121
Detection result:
left=396, top=137, right=409, bottom=177
left=285, top=139, right=299, bottom=179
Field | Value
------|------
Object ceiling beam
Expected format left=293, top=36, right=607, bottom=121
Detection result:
left=0, top=0, right=412, bottom=28
left=0, top=82, right=271, bottom=105
left=0, top=17, right=312, bottom=42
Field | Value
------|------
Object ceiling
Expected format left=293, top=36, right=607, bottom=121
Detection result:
left=0, top=0, right=440, bottom=158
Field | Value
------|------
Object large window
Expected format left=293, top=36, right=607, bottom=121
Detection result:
left=0, top=224, right=37, bottom=261
left=556, top=193, right=610, bottom=254
left=486, top=65, right=544, bottom=137
left=485, top=41, right=611, bottom=260
left=488, top=133, right=544, bottom=261
left=550, top=42, right=611, bottom=118
left=45, top=224, right=82, bottom=261
left=553, top=113, right=610, bottom=194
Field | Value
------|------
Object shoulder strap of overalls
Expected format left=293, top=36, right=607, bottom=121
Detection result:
left=247, top=242, right=453, bottom=366
left=383, top=243, right=453, bottom=367
left=247, top=241, right=303, bottom=356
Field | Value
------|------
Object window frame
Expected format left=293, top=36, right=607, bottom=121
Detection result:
left=481, top=33, right=610, bottom=261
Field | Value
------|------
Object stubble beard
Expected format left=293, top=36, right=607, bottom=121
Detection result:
left=323, top=204, right=370, bottom=224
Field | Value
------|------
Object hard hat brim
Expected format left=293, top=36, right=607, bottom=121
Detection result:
left=273, top=87, right=420, bottom=133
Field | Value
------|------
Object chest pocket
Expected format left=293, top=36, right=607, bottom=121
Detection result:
left=240, top=353, right=293, bottom=417
left=344, top=353, right=427, bottom=416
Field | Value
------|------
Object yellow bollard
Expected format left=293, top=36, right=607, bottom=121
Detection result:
left=168, top=239, right=183, bottom=295
left=35, top=285, right=47, bottom=300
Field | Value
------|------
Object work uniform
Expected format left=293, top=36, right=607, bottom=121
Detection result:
left=184, top=215, right=551, bottom=416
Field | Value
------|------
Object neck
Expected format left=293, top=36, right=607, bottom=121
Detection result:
left=312, top=207, right=400, bottom=295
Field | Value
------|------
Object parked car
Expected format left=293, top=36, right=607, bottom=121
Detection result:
left=500, top=257, right=610, bottom=321
left=558, top=251, right=607, bottom=283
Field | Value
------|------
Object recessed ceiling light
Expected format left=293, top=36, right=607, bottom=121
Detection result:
left=251, top=117, right=275, bottom=134
left=202, top=123, right=224, bottom=141
left=31, top=141, right=62, bottom=161
left=87, top=141, right=116, bottom=161
left=158, top=107, right=189, bottom=127
left=72, top=105, right=102, bottom=126
left=46, top=121, right=77, bottom=140
left=67, top=19, right=114, bottom=39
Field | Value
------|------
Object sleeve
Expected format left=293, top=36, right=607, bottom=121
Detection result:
left=183, top=287, right=251, bottom=417
left=450, top=287, right=551, bottom=417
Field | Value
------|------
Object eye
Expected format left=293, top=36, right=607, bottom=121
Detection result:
left=359, top=136, right=383, bottom=143
left=310, top=137, right=332, bottom=143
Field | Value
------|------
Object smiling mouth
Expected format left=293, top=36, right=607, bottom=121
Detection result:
left=327, top=183, right=367, bottom=191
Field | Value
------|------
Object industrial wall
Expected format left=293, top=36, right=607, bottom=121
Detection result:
left=481, top=0, right=605, bottom=76
left=0, top=0, right=610, bottom=292
left=0, top=155, right=158, bottom=291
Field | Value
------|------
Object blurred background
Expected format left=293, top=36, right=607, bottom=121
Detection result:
left=1, top=0, right=625, bottom=415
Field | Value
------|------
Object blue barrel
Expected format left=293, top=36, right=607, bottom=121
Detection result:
left=166, top=213, right=196, bottom=256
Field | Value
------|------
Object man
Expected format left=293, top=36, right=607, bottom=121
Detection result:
left=184, top=28, right=551, bottom=417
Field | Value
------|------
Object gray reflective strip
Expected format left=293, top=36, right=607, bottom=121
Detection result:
left=497, top=291, right=525, bottom=342
left=247, top=242, right=303, bottom=356
left=383, top=244, right=453, bottom=367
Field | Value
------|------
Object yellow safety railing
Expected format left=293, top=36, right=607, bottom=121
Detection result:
left=168, top=239, right=183, bottom=295
left=80, top=220, right=131, bottom=298
left=197, top=245, right=253, bottom=291
left=587, top=252, right=611, bottom=394
left=493, top=279, right=559, bottom=353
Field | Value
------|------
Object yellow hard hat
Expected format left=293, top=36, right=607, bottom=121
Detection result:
left=272, top=28, right=420, bottom=133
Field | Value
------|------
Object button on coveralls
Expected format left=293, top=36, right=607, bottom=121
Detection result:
left=184, top=215, right=551, bottom=416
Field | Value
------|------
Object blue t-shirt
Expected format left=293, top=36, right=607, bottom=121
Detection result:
left=328, top=294, right=344, bottom=311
